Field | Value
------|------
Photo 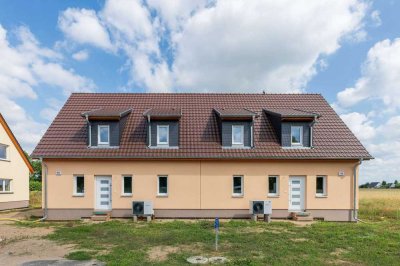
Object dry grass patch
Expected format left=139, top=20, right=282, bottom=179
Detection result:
left=359, top=189, right=400, bottom=219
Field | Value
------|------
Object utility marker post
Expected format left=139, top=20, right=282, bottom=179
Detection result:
left=214, top=217, right=219, bottom=251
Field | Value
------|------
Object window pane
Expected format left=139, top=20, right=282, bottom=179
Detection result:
left=316, top=177, right=324, bottom=194
left=0, top=179, right=3, bottom=191
left=291, top=127, right=301, bottom=144
left=159, top=176, right=168, bottom=194
left=124, top=176, right=132, bottom=194
left=76, top=176, right=84, bottom=194
left=158, top=126, right=168, bottom=144
left=269, top=177, right=277, bottom=194
left=99, top=126, right=109, bottom=143
left=233, top=126, right=243, bottom=144
left=5, top=180, right=10, bottom=192
left=0, top=146, right=6, bottom=159
left=233, top=176, right=242, bottom=194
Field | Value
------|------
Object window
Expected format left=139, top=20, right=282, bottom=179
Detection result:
left=232, top=125, right=244, bottom=145
left=158, top=176, right=168, bottom=196
left=98, top=125, right=110, bottom=145
left=291, top=126, right=303, bottom=146
left=122, top=175, right=132, bottom=195
left=74, top=175, right=85, bottom=196
left=0, top=145, right=7, bottom=160
left=0, top=179, right=11, bottom=192
left=232, top=175, right=243, bottom=196
left=157, top=125, right=169, bottom=145
left=316, top=176, right=327, bottom=196
left=268, top=176, right=279, bottom=196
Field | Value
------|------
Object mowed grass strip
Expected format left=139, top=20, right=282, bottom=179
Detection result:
left=46, top=220, right=400, bottom=265
left=359, top=189, right=400, bottom=220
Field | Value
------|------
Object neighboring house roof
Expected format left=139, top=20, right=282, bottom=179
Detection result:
left=0, top=113, right=34, bottom=173
left=32, top=93, right=373, bottom=160
left=369, top=182, right=380, bottom=188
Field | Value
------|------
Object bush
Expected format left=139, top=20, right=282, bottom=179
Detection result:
left=29, top=180, right=42, bottom=191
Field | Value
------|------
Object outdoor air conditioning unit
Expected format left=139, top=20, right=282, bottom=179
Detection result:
left=249, top=200, right=272, bottom=215
left=132, top=201, right=153, bottom=216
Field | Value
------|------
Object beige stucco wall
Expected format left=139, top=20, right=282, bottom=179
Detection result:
left=0, top=123, right=30, bottom=205
left=43, top=159, right=359, bottom=211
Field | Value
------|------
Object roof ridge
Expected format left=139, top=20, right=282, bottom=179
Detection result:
left=70, top=92, right=323, bottom=95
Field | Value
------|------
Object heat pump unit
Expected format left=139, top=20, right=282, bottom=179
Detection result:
left=249, top=200, right=272, bottom=215
left=132, top=201, right=153, bottom=216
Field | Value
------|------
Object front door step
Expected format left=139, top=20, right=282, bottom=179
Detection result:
left=290, top=212, right=313, bottom=221
left=91, top=211, right=111, bottom=221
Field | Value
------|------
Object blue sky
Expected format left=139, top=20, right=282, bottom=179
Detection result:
left=0, top=0, right=399, bottom=183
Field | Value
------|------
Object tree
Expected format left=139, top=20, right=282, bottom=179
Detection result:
left=25, top=151, right=42, bottom=181
left=381, top=180, right=387, bottom=187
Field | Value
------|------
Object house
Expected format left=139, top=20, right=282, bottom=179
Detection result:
left=0, top=113, right=33, bottom=210
left=368, top=182, right=380, bottom=188
left=32, top=93, right=372, bottom=221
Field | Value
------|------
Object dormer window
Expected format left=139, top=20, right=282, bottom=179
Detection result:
left=98, top=125, right=110, bottom=145
left=214, top=108, right=256, bottom=149
left=144, top=108, right=181, bottom=149
left=157, top=125, right=169, bottom=145
left=232, top=125, right=244, bottom=145
left=291, top=126, right=303, bottom=146
left=81, top=108, right=132, bottom=148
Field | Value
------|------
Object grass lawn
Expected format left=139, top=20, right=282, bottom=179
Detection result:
left=42, top=219, right=400, bottom=265
left=29, top=191, right=42, bottom=209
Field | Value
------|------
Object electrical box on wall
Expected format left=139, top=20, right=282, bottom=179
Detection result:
left=338, top=170, right=345, bottom=176
left=55, top=170, right=62, bottom=176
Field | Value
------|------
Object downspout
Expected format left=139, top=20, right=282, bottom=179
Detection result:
left=353, top=159, right=363, bottom=222
left=39, top=158, right=48, bottom=221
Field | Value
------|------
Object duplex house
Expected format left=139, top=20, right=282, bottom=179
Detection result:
left=32, top=93, right=372, bottom=221
left=0, top=113, right=33, bottom=210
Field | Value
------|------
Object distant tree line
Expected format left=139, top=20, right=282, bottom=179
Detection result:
left=359, top=180, right=400, bottom=189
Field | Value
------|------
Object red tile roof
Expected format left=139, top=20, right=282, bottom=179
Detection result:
left=214, top=108, right=257, bottom=119
left=82, top=108, right=132, bottom=119
left=143, top=108, right=182, bottom=119
left=264, top=108, right=319, bottom=118
left=32, top=93, right=372, bottom=160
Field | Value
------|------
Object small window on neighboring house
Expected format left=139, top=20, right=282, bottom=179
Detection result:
left=268, top=176, right=279, bottom=196
left=122, top=175, right=132, bottom=195
left=232, top=175, right=243, bottom=196
left=157, top=125, right=169, bottom=145
left=316, top=176, right=327, bottom=196
left=0, top=179, right=11, bottom=192
left=74, top=175, right=85, bottom=196
left=291, top=126, right=303, bottom=146
left=232, top=125, right=244, bottom=145
left=158, top=176, right=168, bottom=196
left=0, top=145, right=7, bottom=160
left=98, top=125, right=110, bottom=145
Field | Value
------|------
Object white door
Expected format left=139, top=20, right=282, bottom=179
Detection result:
left=289, top=176, right=305, bottom=211
left=95, top=176, right=112, bottom=210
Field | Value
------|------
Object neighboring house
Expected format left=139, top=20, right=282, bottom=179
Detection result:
left=368, top=182, right=381, bottom=188
left=0, top=113, right=33, bottom=210
left=32, top=93, right=372, bottom=221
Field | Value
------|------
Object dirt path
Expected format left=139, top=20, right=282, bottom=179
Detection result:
left=0, top=222, right=74, bottom=265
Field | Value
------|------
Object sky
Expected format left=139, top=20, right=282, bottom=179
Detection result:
left=0, top=0, right=399, bottom=183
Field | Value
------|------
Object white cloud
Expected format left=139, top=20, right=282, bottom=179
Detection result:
left=371, top=10, right=382, bottom=27
left=340, top=112, right=376, bottom=141
left=58, top=0, right=370, bottom=92
left=59, top=8, right=114, bottom=51
left=0, top=24, right=96, bottom=152
left=337, top=38, right=400, bottom=109
left=72, top=50, right=89, bottom=61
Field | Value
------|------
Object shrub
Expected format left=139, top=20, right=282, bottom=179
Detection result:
left=29, top=180, right=42, bottom=191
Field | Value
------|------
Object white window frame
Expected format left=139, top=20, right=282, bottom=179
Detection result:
left=316, top=176, right=327, bottom=196
left=157, top=175, right=168, bottom=196
left=291, top=126, right=303, bottom=146
left=0, top=179, right=12, bottom=193
left=232, top=125, right=244, bottom=145
left=232, top=175, right=244, bottom=196
left=0, top=144, right=7, bottom=160
left=121, top=175, right=133, bottom=196
left=98, top=125, right=110, bottom=145
left=268, top=176, right=279, bottom=197
left=73, top=175, right=85, bottom=196
left=157, top=125, right=169, bottom=145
